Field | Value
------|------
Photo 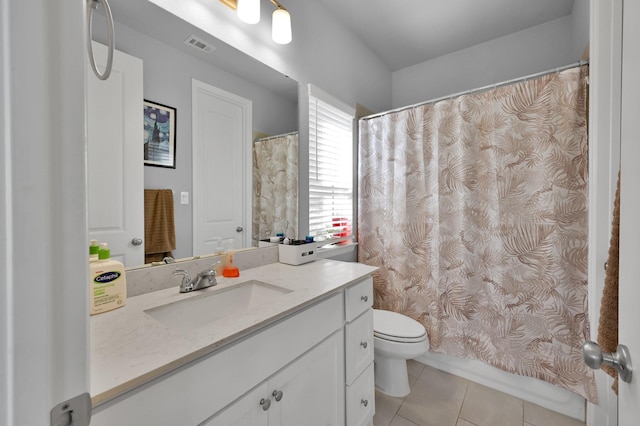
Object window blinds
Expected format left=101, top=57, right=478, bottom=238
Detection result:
left=308, top=85, right=355, bottom=238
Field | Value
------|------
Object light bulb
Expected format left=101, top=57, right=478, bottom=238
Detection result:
left=272, top=8, right=292, bottom=44
left=238, top=0, right=260, bottom=24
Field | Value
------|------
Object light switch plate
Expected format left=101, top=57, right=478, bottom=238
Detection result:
left=181, top=192, right=189, bottom=204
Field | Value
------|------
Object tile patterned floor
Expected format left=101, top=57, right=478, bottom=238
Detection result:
left=373, top=361, right=586, bottom=426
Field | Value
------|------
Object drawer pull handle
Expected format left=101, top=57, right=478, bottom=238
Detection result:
left=361, top=295, right=368, bottom=302
left=361, top=399, right=368, bottom=407
left=272, top=390, right=283, bottom=402
left=260, top=398, right=271, bottom=411
left=360, top=341, right=368, bottom=349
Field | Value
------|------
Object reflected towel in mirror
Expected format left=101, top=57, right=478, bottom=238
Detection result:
left=144, top=189, right=176, bottom=264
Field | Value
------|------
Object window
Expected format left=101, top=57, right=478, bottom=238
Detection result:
left=308, top=85, right=355, bottom=240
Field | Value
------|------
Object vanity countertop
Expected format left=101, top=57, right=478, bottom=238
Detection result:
left=91, top=259, right=377, bottom=406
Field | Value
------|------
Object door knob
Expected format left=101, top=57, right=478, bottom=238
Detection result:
left=236, top=226, right=243, bottom=233
left=131, top=238, right=143, bottom=246
left=272, top=389, right=283, bottom=402
left=582, top=340, right=633, bottom=383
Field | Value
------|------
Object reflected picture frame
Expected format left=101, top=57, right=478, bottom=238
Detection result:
left=143, top=100, right=177, bottom=168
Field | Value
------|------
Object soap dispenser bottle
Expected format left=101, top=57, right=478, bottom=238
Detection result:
left=89, top=243, right=127, bottom=315
left=222, top=249, right=240, bottom=278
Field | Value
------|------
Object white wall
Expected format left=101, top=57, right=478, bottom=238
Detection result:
left=391, top=16, right=577, bottom=108
left=148, top=0, right=392, bottom=114
left=93, top=20, right=298, bottom=259
left=572, top=0, right=590, bottom=60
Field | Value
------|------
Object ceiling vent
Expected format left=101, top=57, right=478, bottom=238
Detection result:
left=184, top=35, right=216, bottom=54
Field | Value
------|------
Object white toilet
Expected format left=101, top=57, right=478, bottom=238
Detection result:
left=373, top=309, right=429, bottom=397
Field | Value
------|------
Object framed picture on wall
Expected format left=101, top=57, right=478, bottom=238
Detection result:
left=144, top=100, right=177, bottom=168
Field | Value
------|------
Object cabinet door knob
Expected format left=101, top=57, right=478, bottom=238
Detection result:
left=272, top=390, right=283, bottom=402
left=361, top=295, right=368, bottom=302
left=361, top=399, right=368, bottom=407
left=259, top=398, right=271, bottom=411
left=360, top=341, right=368, bottom=349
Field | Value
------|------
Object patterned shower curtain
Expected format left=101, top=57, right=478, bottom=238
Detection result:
left=358, top=66, right=596, bottom=402
left=252, top=133, right=298, bottom=245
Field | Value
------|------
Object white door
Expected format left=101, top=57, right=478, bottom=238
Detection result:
left=617, top=0, right=640, bottom=421
left=192, top=79, right=251, bottom=255
left=2, top=0, right=89, bottom=424
left=87, top=42, right=145, bottom=268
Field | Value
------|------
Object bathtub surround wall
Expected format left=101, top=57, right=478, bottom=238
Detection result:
left=358, top=66, right=595, bottom=402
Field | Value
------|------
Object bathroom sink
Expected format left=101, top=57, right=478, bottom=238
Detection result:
left=145, top=280, right=292, bottom=332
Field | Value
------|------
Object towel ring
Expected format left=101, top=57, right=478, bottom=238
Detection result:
left=87, top=0, right=114, bottom=80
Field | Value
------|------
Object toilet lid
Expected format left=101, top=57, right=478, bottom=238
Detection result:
left=373, top=309, right=427, bottom=342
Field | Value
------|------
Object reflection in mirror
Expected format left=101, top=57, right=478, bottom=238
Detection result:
left=91, top=0, right=299, bottom=269
left=252, top=132, right=298, bottom=245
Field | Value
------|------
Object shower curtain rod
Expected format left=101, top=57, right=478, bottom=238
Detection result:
left=361, top=60, right=589, bottom=121
left=254, top=130, right=298, bottom=142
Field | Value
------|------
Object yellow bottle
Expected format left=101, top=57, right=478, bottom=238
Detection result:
left=90, top=243, right=127, bottom=315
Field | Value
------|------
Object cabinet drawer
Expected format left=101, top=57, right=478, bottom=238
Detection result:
left=346, top=362, right=375, bottom=426
left=345, top=309, right=374, bottom=384
left=345, top=277, right=373, bottom=322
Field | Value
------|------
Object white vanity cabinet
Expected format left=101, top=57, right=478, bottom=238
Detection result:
left=204, top=276, right=375, bottom=426
left=91, top=266, right=376, bottom=426
left=203, top=330, right=344, bottom=426
left=91, top=294, right=344, bottom=426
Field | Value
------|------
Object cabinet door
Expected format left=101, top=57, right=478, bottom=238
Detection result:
left=200, top=383, right=269, bottom=426
left=270, top=330, right=345, bottom=426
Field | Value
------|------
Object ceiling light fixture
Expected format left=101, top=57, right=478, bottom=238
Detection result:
left=270, top=0, right=292, bottom=44
left=237, top=0, right=260, bottom=24
left=219, top=0, right=292, bottom=44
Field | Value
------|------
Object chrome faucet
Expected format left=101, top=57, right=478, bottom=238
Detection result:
left=173, top=262, right=219, bottom=293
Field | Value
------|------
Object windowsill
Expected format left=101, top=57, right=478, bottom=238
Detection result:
left=316, top=239, right=358, bottom=259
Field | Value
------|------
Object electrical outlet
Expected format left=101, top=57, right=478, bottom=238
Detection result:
left=181, top=192, right=189, bottom=205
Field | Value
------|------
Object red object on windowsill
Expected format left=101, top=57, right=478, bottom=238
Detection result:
left=332, top=217, right=351, bottom=238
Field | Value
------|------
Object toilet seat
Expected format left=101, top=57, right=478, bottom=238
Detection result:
left=373, top=309, right=427, bottom=343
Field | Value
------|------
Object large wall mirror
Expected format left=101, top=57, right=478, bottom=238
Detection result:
left=90, top=0, right=299, bottom=269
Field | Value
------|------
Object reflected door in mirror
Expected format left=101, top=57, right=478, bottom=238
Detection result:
left=192, top=79, right=251, bottom=255
left=88, top=42, right=144, bottom=268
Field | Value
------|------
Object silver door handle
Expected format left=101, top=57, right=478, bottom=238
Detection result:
left=582, top=340, right=633, bottom=383
left=131, top=238, right=143, bottom=246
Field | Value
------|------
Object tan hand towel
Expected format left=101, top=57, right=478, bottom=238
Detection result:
left=597, top=170, right=620, bottom=394
left=144, top=189, right=176, bottom=263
